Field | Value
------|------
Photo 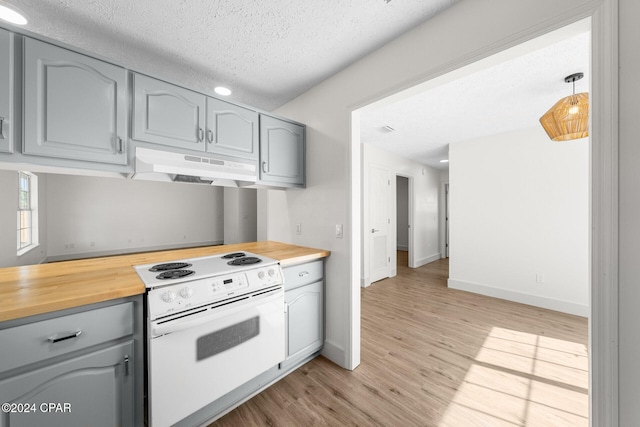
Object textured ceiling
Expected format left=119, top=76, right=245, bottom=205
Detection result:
left=360, top=22, right=591, bottom=170
left=8, top=0, right=460, bottom=111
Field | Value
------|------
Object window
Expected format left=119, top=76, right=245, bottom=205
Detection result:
left=17, top=171, right=38, bottom=254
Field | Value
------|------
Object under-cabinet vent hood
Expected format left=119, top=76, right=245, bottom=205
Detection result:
left=132, top=147, right=257, bottom=187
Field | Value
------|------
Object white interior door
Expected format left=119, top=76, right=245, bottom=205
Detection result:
left=370, top=164, right=390, bottom=283
left=445, top=183, right=450, bottom=258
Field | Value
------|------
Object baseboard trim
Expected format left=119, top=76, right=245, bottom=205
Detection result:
left=414, top=253, right=441, bottom=268
left=322, top=339, right=346, bottom=367
left=447, top=278, right=589, bottom=317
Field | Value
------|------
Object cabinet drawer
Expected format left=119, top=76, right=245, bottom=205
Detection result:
left=283, top=260, right=323, bottom=291
left=0, top=302, right=133, bottom=373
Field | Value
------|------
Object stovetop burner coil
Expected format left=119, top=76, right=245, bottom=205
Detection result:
left=149, top=262, right=192, bottom=272
left=221, top=252, right=247, bottom=259
left=155, top=269, right=196, bottom=280
left=227, top=257, right=262, bottom=266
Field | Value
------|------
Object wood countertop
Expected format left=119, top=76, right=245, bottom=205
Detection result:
left=0, top=241, right=330, bottom=322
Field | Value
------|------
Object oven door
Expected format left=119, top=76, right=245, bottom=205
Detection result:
left=148, top=288, right=285, bottom=427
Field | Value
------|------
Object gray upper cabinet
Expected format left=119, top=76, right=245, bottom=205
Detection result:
left=23, top=38, right=127, bottom=165
left=206, top=97, right=258, bottom=160
left=259, top=114, right=305, bottom=187
left=132, top=73, right=206, bottom=151
left=0, top=29, right=12, bottom=154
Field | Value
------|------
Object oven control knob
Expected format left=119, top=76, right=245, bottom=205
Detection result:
left=161, top=290, right=177, bottom=303
left=268, top=269, right=275, bottom=277
left=180, top=287, right=193, bottom=299
left=258, top=271, right=266, bottom=279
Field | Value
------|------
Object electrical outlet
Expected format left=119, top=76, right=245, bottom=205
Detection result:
left=296, top=223, right=302, bottom=235
left=536, top=274, right=545, bottom=284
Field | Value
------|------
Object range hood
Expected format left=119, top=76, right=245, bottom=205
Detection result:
left=132, top=147, right=257, bottom=187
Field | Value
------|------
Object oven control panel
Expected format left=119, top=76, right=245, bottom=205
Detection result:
left=147, top=265, right=283, bottom=320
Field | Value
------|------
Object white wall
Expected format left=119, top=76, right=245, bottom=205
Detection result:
left=269, top=0, right=608, bottom=372
left=45, top=174, right=224, bottom=260
left=396, top=176, right=409, bottom=251
left=362, top=144, right=440, bottom=286
left=448, top=127, right=589, bottom=316
left=223, top=188, right=257, bottom=245
left=0, top=170, right=47, bottom=267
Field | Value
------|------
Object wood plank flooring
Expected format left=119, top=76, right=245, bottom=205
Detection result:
left=211, top=252, right=588, bottom=426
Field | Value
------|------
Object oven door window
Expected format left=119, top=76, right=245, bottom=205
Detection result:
left=197, top=316, right=259, bottom=360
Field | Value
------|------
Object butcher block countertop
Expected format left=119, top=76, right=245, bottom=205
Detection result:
left=0, top=241, right=330, bottom=322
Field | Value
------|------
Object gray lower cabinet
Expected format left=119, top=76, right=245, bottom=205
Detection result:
left=281, top=260, right=324, bottom=369
left=259, top=114, right=305, bottom=187
left=0, top=342, right=134, bottom=427
left=0, top=29, right=12, bottom=154
left=0, top=301, right=139, bottom=427
left=132, top=73, right=206, bottom=151
left=23, top=38, right=127, bottom=165
left=206, top=97, right=258, bottom=160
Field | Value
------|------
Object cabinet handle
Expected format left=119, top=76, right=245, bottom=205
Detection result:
left=262, top=161, right=269, bottom=173
left=117, top=137, right=123, bottom=153
left=371, top=229, right=380, bottom=233
left=0, top=116, right=4, bottom=137
left=123, top=355, right=130, bottom=376
left=198, top=128, right=204, bottom=142
left=47, top=330, right=82, bottom=343
left=298, top=271, right=309, bottom=277
left=207, top=129, right=214, bottom=144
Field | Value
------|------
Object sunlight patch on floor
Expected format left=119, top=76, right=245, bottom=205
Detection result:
left=438, top=327, right=588, bottom=426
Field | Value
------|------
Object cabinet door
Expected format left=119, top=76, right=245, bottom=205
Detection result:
left=132, top=73, right=206, bottom=151
left=0, top=341, right=134, bottom=427
left=23, top=38, right=127, bottom=165
left=206, top=97, right=258, bottom=160
left=0, top=29, right=12, bottom=154
left=285, top=280, right=323, bottom=360
left=259, top=115, right=305, bottom=187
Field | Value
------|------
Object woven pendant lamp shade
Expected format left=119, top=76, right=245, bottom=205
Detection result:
left=539, top=92, right=589, bottom=141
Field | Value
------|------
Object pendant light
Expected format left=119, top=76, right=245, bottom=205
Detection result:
left=539, top=72, right=589, bottom=141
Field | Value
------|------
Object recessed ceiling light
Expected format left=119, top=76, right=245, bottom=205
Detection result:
left=440, top=159, right=449, bottom=163
left=214, top=86, right=232, bottom=96
left=0, top=4, right=28, bottom=25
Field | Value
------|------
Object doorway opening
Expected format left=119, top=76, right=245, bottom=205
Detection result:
left=396, top=175, right=410, bottom=268
left=354, top=15, right=601, bottom=426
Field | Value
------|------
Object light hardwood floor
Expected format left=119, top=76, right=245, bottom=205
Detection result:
left=212, top=252, right=588, bottom=426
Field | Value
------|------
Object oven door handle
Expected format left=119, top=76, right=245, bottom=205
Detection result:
left=151, top=289, right=282, bottom=337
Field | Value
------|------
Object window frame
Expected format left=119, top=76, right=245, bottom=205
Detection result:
left=17, top=171, right=39, bottom=256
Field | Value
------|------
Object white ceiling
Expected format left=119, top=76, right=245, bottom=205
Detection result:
left=8, top=0, right=460, bottom=111
left=360, top=22, right=591, bottom=170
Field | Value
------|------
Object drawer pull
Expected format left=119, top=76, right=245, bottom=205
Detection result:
left=298, top=271, right=309, bottom=277
left=47, top=330, right=82, bottom=344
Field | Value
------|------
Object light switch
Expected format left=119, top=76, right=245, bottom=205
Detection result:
left=335, top=224, right=343, bottom=238
left=296, top=223, right=302, bottom=235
